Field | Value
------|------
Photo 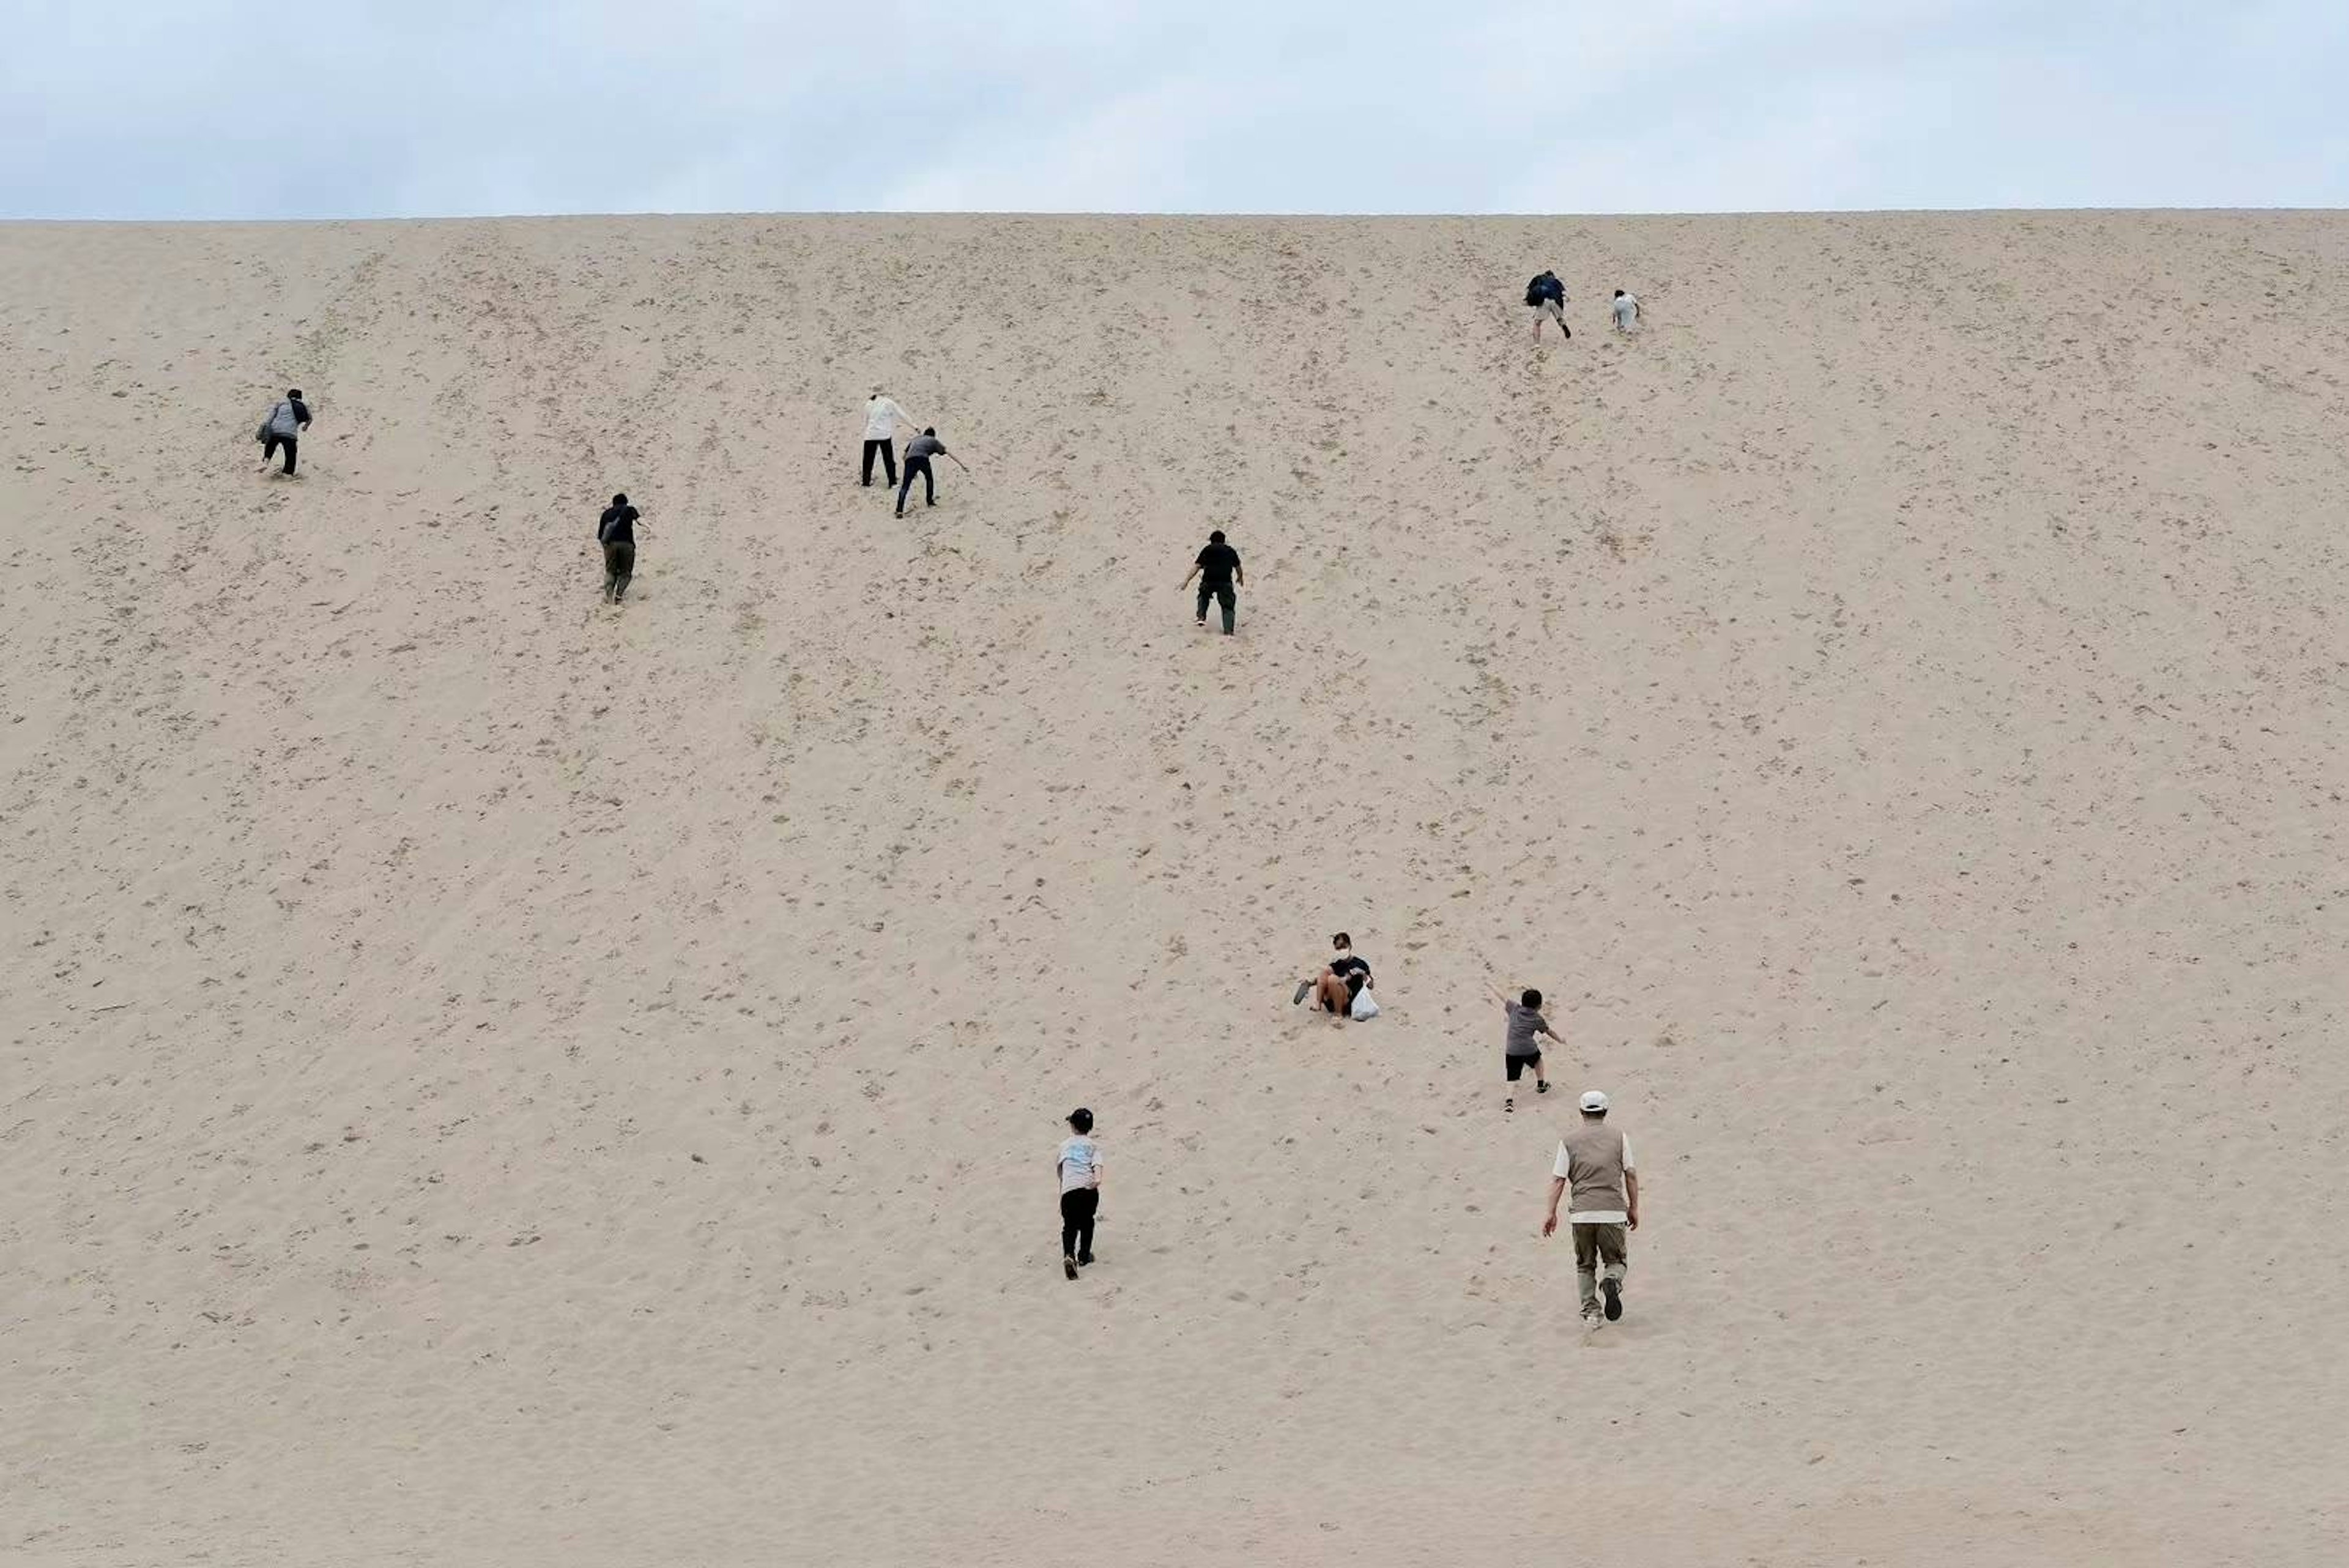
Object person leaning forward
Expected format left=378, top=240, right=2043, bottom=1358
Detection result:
left=1182, top=529, right=1243, bottom=634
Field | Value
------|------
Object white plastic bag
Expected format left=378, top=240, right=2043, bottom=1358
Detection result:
left=1351, top=989, right=1379, bottom=1021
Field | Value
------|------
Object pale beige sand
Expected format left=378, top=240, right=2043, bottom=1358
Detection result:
left=2, top=212, right=2345, bottom=1567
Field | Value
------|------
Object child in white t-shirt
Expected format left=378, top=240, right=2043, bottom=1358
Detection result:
left=1056, top=1108, right=1103, bottom=1279
left=1611, top=289, right=1640, bottom=332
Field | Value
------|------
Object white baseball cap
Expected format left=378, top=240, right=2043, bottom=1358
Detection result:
left=1578, top=1090, right=1611, bottom=1113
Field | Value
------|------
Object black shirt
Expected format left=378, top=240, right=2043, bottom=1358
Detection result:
left=1196, top=541, right=1241, bottom=590
left=1330, top=954, right=1371, bottom=992
left=598, top=505, right=639, bottom=546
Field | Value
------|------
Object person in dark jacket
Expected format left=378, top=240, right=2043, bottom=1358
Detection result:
left=256, top=389, right=312, bottom=475
left=1526, top=272, right=1569, bottom=342
left=596, top=493, right=639, bottom=604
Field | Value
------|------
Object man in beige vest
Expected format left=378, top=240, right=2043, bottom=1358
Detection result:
left=1542, top=1090, right=1640, bottom=1329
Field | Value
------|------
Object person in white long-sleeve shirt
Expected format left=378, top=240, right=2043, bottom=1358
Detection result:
left=860, top=390, right=916, bottom=488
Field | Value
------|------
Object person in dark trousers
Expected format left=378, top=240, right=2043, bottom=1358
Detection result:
left=1526, top=271, right=1569, bottom=342
left=1489, top=979, right=1557, bottom=1112
left=1543, top=1090, right=1640, bottom=1331
left=895, top=428, right=967, bottom=517
left=596, top=493, right=639, bottom=604
left=1181, top=529, right=1243, bottom=634
left=1294, top=932, right=1373, bottom=1020
left=1056, top=1107, right=1103, bottom=1279
left=861, top=390, right=913, bottom=488
left=256, top=388, right=312, bottom=475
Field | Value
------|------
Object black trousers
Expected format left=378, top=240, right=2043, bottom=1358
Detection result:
left=861, top=438, right=897, bottom=486
left=1059, top=1188, right=1097, bottom=1260
left=1197, top=582, right=1235, bottom=634
left=263, top=434, right=298, bottom=474
left=897, top=456, right=934, bottom=512
left=602, top=540, right=635, bottom=601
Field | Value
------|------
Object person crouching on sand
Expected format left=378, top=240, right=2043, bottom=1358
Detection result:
left=1056, top=1107, right=1102, bottom=1279
left=1543, top=1090, right=1640, bottom=1331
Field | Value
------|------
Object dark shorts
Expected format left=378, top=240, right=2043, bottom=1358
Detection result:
left=1505, top=1052, right=1542, bottom=1081
left=603, top=541, right=635, bottom=575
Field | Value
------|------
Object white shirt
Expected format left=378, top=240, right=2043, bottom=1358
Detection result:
left=1552, top=1134, right=1635, bottom=1222
left=1058, top=1136, right=1102, bottom=1193
left=863, top=397, right=910, bottom=441
left=1612, top=294, right=1639, bottom=327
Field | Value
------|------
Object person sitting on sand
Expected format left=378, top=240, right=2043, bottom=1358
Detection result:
left=1294, top=932, right=1372, bottom=1019
left=1490, top=980, right=1556, bottom=1112
left=596, top=492, right=639, bottom=604
left=896, top=427, right=967, bottom=517
left=1056, top=1107, right=1103, bottom=1280
left=256, top=388, right=312, bottom=476
left=1611, top=289, right=1641, bottom=332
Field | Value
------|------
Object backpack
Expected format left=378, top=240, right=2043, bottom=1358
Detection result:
left=1527, top=273, right=1564, bottom=307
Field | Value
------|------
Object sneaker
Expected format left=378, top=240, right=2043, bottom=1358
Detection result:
left=1601, top=1277, right=1622, bottom=1321
left=1583, top=1310, right=1604, bottom=1332
left=1537, top=1080, right=1550, bottom=1094
left=1063, top=1256, right=1078, bottom=1280
left=1077, top=1252, right=1094, bottom=1268
left=1293, top=979, right=1313, bottom=1006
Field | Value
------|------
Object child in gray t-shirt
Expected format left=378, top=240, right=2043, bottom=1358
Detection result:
left=1490, top=982, right=1556, bottom=1112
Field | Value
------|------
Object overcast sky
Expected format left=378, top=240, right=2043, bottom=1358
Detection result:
left=1, top=0, right=2340, bottom=219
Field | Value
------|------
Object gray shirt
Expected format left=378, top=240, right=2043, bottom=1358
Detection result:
left=1504, top=1001, right=1555, bottom=1057
left=904, top=434, right=945, bottom=462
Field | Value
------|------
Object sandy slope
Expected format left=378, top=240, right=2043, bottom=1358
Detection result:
left=2, top=212, right=2345, bottom=1567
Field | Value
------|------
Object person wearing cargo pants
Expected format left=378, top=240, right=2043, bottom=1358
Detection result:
left=1181, top=529, right=1242, bottom=635
left=1542, top=1090, right=1639, bottom=1330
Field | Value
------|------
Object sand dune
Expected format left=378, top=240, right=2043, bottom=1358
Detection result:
left=3, top=212, right=2346, bottom=1566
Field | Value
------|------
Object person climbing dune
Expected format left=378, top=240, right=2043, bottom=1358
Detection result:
left=1489, top=978, right=1557, bottom=1112
left=254, top=388, right=311, bottom=475
left=1526, top=271, right=1569, bottom=343
left=596, top=492, right=640, bottom=604
left=1056, top=1107, right=1104, bottom=1280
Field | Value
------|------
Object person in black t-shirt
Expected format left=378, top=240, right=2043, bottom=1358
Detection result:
left=1294, top=931, right=1373, bottom=1020
left=596, top=492, right=640, bottom=604
left=1181, top=529, right=1243, bottom=634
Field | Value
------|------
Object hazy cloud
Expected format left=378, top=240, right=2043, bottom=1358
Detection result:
left=0, top=0, right=2340, bottom=218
